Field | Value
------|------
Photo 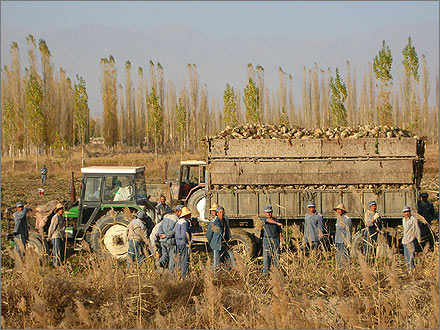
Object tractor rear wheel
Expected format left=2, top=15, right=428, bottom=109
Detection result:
left=27, top=232, right=49, bottom=257
left=187, top=189, right=206, bottom=220
left=90, top=212, right=130, bottom=259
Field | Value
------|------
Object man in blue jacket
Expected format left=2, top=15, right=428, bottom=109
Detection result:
left=261, top=205, right=283, bottom=276
left=206, top=206, right=235, bottom=275
left=13, top=202, right=31, bottom=257
left=304, top=201, right=324, bottom=255
left=175, top=206, right=192, bottom=277
left=159, top=205, right=183, bottom=269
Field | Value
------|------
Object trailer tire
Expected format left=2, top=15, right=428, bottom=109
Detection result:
left=27, top=232, right=49, bottom=257
left=351, top=230, right=366, bottom=257
left=90, top=212, right=130, bottom=259
left=229, top=230, right=256, bottom=259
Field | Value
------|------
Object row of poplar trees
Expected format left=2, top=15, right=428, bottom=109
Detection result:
left=2, top=36, right=438, bottom=158
left=1, top=35, right=91, bottom=158
left=101, top=36, right=438, bottom=155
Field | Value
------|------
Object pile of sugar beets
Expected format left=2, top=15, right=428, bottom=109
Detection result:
left=206, top=123, right=417, bottom=191
left=209, top=123, right=415, bottom=140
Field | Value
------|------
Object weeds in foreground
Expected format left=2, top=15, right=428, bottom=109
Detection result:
left=1, top=242, right=438, bottom=329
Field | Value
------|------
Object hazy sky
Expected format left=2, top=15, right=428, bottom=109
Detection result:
left=2, top=1, right=438, bottom=39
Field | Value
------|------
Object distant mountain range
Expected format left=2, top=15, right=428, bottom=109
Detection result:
left=1, top=20, right=438, bottom=116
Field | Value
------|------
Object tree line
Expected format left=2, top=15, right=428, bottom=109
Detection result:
left=2, top=35, right=439, bottom=158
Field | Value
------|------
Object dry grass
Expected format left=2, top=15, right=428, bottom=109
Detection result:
left=1, top=241, right=438, bottom=329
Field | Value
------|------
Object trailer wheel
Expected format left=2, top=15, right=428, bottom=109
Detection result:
left=27, top=232, right=49, bottom=257
left=90, top=212, right=130, bottom=259
left=229, top=230, right=256, bottom=259
left=351, top=230, right=366, bottom=257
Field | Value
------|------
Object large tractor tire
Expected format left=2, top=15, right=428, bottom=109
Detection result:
left=187, top=189, right=206, bottom=220
left=229, top=229, right=257, bottom=259
left=90, top=212, right=130, bottom=259
left=27, top=232, right=49, bottom=257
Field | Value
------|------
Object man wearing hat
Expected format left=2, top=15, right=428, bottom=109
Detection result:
left=209, top=203, right=219, bottom=218
left=261, top=205, right=283, bottom=276
left=363, top=201, right=383, bottom=260
left=175, top=207, right=192, bottom=277
left=126, top=210, right=151, bottom=265
left=333, top=203, right=352, bottom=268
left=48, top=203, right=66, bottom=267
left=402, top=206, right=421, bottom=271
left=206, top=206, right=235, bottom=275
left=303, top=201, right=324, bottom=254
left=158, top=205, right=183, bottom=269
left=13, top=202, right=31, bottom=257
left=417, top=192, right=435, bottom=250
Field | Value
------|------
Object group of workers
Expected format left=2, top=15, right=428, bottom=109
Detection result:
left=11, top=191, right=436, bottom=274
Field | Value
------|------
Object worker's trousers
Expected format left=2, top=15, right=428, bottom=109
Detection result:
left=128, top=239, right=146, bottom=265
left=403, top=241, right=415, bottom=271
left=176, top=244, right=189, bottom=277
left=263, top=237, right=280, bottom=275
left=52, top=238, right=65, bottom=267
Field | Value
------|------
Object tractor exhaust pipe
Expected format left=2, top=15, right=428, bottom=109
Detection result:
left=69, top=171, right=76, bottom=202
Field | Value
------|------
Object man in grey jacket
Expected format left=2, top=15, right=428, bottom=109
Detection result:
left=155, top=195, right=172, bottom=224
left=304, top=201, right=324, bottom=254
left=126, top=211, right=151, bottom=265
left=159, top=205, right=183, bottom=269
left=402, top=206, right=421, bottom=271
left=47, top=203, right=66, bottom=267
left=13, top=202, right=31, bottom=257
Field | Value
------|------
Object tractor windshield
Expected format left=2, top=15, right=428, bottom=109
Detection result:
left=84, top=177, right=103, bottom=201
left=103, top=175, right=134, bottom=202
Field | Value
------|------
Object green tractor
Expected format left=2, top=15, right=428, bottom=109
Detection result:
left=6, top=166, right=156, bottom=260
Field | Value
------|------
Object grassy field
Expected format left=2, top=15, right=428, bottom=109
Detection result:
left=1, top=142, right=438, bottom=329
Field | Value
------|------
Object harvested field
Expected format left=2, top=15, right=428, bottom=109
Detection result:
left=1, top=142, right=438, bottom=329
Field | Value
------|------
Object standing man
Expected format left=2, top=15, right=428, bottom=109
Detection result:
left=417, top=192, right=435, bottom=249
left=13, top=202, right=31, bottom=257
left=363, top=201, right=383, bottom=260
left=333, top=203, right=352, bottom=269
left=47, top=203, right=66, bottom=267
left=149, top=221, right=163, bottom=269
left=402, top=206, right=421, bottom=271
left=40, top=165, right=48, bottom=184
left=175, top=207, right=192, bottom=277
left=159, top=205, right=183, bottom=269
left=261, top=205, right=283, bottom=276
left=206, top=206, right=235, bottom=275
left=126, top=211, right=151, bottom=265
left=155, top=195, right=172, bottom=224
left=303, top=201, right=324, bottom=254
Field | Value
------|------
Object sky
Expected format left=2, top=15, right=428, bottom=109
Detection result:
left=2, top=1, right=438, bottom=40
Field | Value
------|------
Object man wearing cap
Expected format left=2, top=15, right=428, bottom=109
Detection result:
left=48, top=203, right=66, bottom=267
left=402, top=206, right=421, bottom=271
left=175, top=207, right=192, bottom=277
left=363, top=201, right=383, bottom=260
left=158, top=205, right=183, bottom=269
left=206, top=206, right=235, bottom=275
left=333, top=203, right=352, bottom=268
left=303, top=201, right=324, bottom=254
left=13, top=202, right=31, bottom=257
left=40, top=165, right=48, bottom=184
left=417, top=192, right=435, bottom=250
left=155, top=195, right=172, bottom=224
left=126, top=211, right=151, bottom=265
left=261, top=205, right=283, bottom=276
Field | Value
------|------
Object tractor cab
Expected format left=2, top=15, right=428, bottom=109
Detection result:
left=66, top=166, right=155, bottom=257
left=177, top=161, right=207, bottom=201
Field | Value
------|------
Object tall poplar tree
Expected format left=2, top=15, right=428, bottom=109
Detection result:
left=329, top=68, right=348, bottom=126
left=243, top=78, right=260, bottom=124
left=223, top=83, right=238, bottom=127
left=373, top=40, right=393, bottom=126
